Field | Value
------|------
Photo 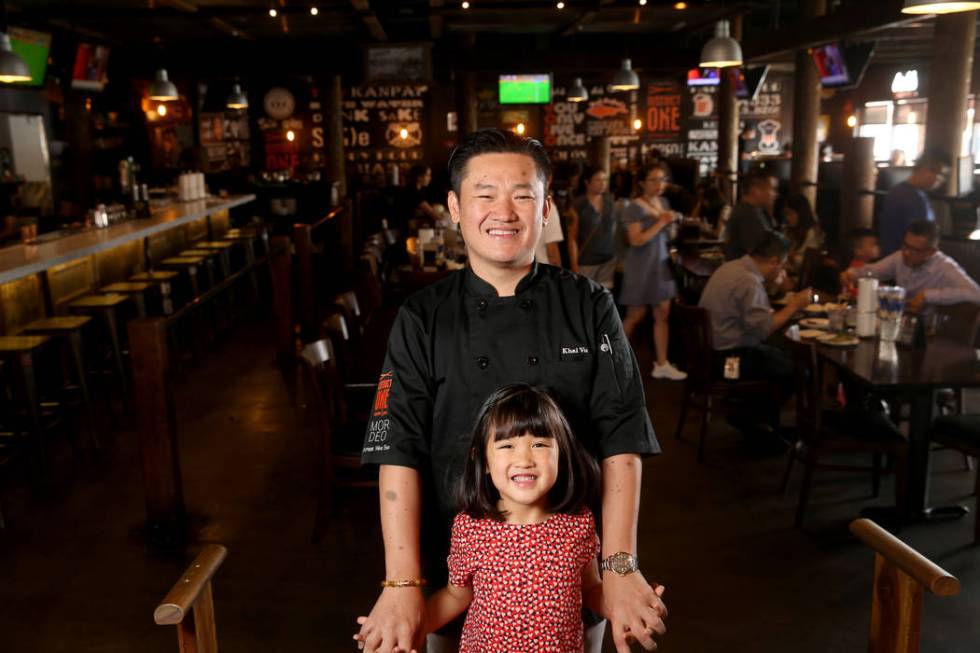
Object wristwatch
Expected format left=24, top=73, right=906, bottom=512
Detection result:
left=600, top=552, right=639, bottom=576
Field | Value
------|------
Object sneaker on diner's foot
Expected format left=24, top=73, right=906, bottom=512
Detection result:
left=651, top=362, right=687, bottom=381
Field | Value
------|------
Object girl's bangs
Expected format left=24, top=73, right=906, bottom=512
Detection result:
left=488, top=400, right=556, bottom=442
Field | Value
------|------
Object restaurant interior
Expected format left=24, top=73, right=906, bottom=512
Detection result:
left=2, top=0, right=980, bottom=651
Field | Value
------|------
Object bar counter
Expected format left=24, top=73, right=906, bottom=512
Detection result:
left=0, top=195, right=256, bottom=334
left=0, top=195, right=256, bottom=285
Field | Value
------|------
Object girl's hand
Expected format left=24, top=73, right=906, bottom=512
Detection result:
left=602, top=572, right=667, bottom=653
left=353, top=587, right=425, bottom=653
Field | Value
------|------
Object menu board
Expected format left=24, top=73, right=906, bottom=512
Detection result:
left=199, top=111, right=251, bottom=173
left=544, top=82, right=639, bottom=162
left=644, top=80, right=684, bottom=157
left=343, top=84, right=427, bottom=177
left=737, top=72, right=794, bottom=157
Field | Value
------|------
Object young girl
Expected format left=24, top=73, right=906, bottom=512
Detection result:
left=427, top=383, right=602, bottom=653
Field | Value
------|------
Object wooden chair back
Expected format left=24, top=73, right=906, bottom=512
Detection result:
left=933, top=302, right=980, bottom=347
left=334, top=290, right=363, bottom=334
left=787, top=337, right=823, bottom=447
left=672, top=301, right=714, bottom=389
left=301, top=338, right=347, bottom=430
left=849, top=518, right=960, bottom=653
left=154, top=544, right=228, bottom=653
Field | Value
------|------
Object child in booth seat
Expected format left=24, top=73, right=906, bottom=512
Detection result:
left=429, top=384, right=663, bottom=653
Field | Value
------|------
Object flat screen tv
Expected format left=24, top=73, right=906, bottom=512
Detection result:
left=732, top=65, right=770, bottom=101
left=71, top=43, right=110, bottom=92
left=811, top=42, right=875, bottom=90
left=687, top=68, right=720, bottom=87
left=499, top=74, right=552, bottom=105
left=8, top=27, right=50, bottom=87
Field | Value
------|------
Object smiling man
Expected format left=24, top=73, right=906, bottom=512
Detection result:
left=357, top=129, right=665, bottom=653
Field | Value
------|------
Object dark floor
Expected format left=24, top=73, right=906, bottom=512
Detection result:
left=1, top=319, right=979, bottom=652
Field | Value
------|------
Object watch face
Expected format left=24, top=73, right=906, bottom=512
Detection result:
left=610, top=552, right=636, bottom=575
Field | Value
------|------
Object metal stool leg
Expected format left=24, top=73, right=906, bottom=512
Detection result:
left=67, top=330, right=100, bottom=449
left=102, top=307, right=129, bottom=397
left=18, top=351, right=47, bottom=477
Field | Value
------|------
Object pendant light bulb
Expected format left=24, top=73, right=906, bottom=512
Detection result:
left=148, top=68, right=178, bottom=101
left=567, top=77, right=589, bottom=102
left=610, top=59, right=640, bottom=92
left=902, top=0, right=980, bottom=13
left=699, top=20, right=743, bottom=68
left=226, top=83, right=248, bottom=110
left=0, top=34, right=30, bottom=84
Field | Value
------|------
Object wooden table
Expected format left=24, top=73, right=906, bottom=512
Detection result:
left=788, top=328, right=980, bottom=523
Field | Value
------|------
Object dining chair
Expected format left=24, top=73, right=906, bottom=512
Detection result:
left=930, top=414, right=980, bottom=543
left=300, top=339, right=377, bottom=542
left=783, top=338, right=909, bottom=527
left=671, top=302, right=775, bottom=462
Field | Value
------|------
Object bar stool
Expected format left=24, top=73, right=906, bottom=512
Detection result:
left=100, top=282, right=154, bottom=318
left=131, top=270, right=179, bottom=315
left=160, top=256, right=207, bottom=301
left=0, top=335, right=53, bottom=470
left=191, top=241, right=234, bottom=279
left=68, top=293, right=132, bottom=398
left=19, top=315, right=100, bottom=449
left=221, top=232, right=262, bottom=307
left=178, top=249, right=219, bottom=289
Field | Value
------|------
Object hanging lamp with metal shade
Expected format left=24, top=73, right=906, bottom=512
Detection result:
left=902, top=0, right=980, bottom=13
left=0, top=0, right=29, bottom=84
left=148, top=69, right=178, bottom=101
left=610, top=59, right=640, bottom=92
left=226, top=83, right=248, bottom=110
left=567, top=77, right=588, bottom=102
left=699, top=20, right=743, bottom=68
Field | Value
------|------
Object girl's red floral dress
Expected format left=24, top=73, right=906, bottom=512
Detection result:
left=447, top=510, right=600, bottom=653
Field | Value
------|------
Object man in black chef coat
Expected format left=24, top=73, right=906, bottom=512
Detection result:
left=356, top=129, right=665, bottom=653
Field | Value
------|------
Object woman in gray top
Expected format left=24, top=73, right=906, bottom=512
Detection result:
left=620, top=162, right=686, bottom=381
left=567, top=166, right=617, bottom=289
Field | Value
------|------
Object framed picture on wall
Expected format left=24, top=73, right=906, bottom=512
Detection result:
left=364, top=43, right=432, bottom=83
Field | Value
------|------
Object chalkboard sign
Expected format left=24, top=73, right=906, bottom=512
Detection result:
left=543, top=82, right=639, bottom=163
left=343, top=84, right=427, bottom=177
left=365, top=44, right=432, bottom=83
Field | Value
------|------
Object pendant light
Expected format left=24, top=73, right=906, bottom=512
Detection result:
left=567, top=77, right=588, bottom=102
left=902, top=0, right=980, bottom=13
left=610, top=59, right=639, bottom=92
left=226, top=83, right=248, bottom=110
left=0, top=0, right=29, bottom=84
left=699, top=20, right=743, bottom=68
left=148, top=69, right=178, bottom=101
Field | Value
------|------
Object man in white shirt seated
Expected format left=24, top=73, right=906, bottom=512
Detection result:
left=842, top=220, right=980, bottom=313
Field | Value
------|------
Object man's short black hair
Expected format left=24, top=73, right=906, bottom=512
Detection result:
left=914, top=147, right=953, bottom=172
left=742, top=170, right=776, bottom=194
left=749, top=229, right=790, bottom=260
left=906, top=219, right=939, bottom=246
left=447, top=129, right=552, bottom=195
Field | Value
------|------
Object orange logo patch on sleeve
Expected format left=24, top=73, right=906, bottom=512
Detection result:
left=373, top=371, right=393, bottom=417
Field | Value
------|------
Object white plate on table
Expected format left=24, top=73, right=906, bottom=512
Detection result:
left=798, top=329, right=826, bottom=339
left=799, top=317, right=830, bottom=329
left=816, top=333, right=860, bottom=347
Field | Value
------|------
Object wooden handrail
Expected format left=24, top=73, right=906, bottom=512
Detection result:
left=849, top=519, right=960, bottom=597
left=154, top=544, right=228, bottom=625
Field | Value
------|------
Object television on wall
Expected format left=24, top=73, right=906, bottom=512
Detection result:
left=498, top=74, right=552, bottom=105
left=8, top=27, right=51, bottom=87
left=811, top=41, right=875, bottom=90
left=686, top=68, right=720, bottom=87
left=71, top=43, right=110, bottom=91
left=731, top=65, right=770, bottom=101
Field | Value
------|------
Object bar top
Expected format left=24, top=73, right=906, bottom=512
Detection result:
left=0, top=195, right=256, bottom=285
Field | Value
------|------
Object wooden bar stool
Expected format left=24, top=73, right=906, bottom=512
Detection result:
left=0, top=335, right=53, bottom=471
left=131, top=270, right=179, bottom=315
left=100, top=282, right=154, bottom=318
left=19, top=315, right=100, bottom=449
left=68, top=293, right=132, bottom=398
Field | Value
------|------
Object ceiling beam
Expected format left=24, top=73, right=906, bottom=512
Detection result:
left=743, top=0, right=923, bottom=62
left=350, top=0, right=387, bottom=41
left=157, top=0, right=198, bottom=13
left=209, top=16, right=252, bottom=41
left=559, top=0, right=613, bottom=37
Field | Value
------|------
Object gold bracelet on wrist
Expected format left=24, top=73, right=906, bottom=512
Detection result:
left=380, top=578, right=427, bottom=588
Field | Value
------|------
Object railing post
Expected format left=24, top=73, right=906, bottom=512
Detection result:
left=292, top=223, right=316, bottom=341
left=869, top=553, right=923, bottom=653
left=269, top=236, right=295, bottom=363
left=128, top=317, right=186, bottom=545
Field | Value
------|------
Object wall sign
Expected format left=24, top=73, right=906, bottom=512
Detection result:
left=891, top=70, right=919, bottom=98
left=343, top=84, right=427, bottom=177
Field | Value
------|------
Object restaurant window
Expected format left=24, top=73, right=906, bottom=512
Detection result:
left=891, top=100, right=926, bottom=166
left=857, top=102, right=893, bottom=162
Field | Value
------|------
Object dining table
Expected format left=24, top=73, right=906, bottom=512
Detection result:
left=786, top=326, right=980, bottom=525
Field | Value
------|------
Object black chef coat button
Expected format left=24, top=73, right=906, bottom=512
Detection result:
left=528, top=355, right=539, bottom=366
left=477, top=356, right=489, bottom=369
left=519, top=299, right=533, bottom=310
left=477, top=299, right=488, bottom=312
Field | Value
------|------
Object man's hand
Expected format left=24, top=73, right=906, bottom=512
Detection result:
left=353, top=587, right=425, bottom=653
left=790, top=288, right=813, bottom=313
left=602, top=572, right=667, bottom=652
left=907, top=291, right=926, bottom=314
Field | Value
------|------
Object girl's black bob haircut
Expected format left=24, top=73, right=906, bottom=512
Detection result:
left=458, top=383, right=599, bottom=522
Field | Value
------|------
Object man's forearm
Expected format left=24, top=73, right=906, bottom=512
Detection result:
left=379, top=464, right=423, bottom=578
left=600, top=453, right=642, bottom=556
